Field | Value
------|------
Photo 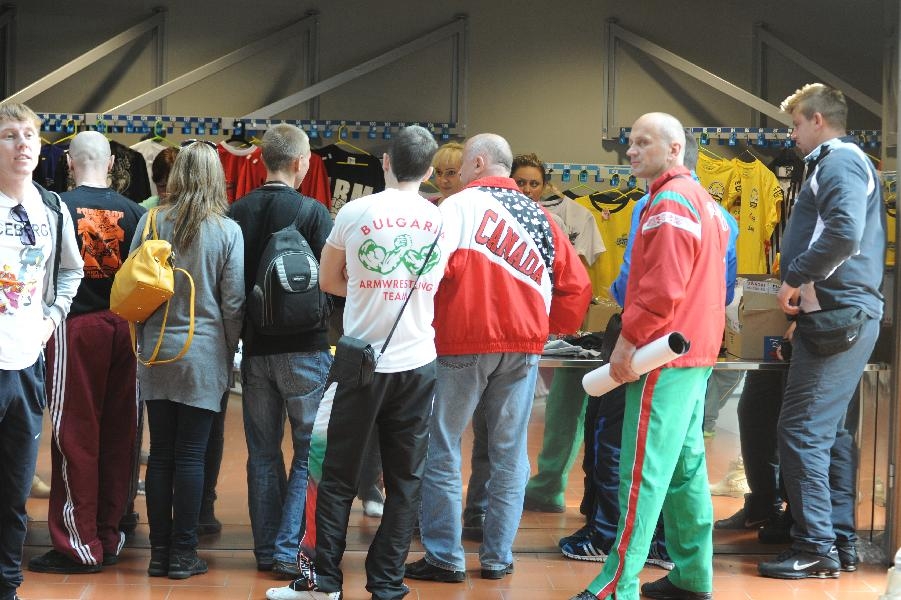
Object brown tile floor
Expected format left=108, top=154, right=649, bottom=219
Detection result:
left=19, top=392, right=892, bottom=599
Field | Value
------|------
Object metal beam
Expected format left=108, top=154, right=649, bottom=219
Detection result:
left=4, top=11, right=165, bottom=104
left=755, top=23, right=882, bottom=118
left=0, top=4, right=15, bottom=98
left=243, top=17, right=466, bottom=120
left=609, top=22, right=792, bottom=127
left=108, top=12, right=317, bottom=114
left=449, top=14, right=468, bottom=131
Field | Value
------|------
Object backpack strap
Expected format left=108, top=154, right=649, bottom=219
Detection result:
left=35, top=183, right=64, bottom=304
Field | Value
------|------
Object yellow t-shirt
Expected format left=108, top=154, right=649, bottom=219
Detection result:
left=696, top=152, right=740, bottom=209
left=731, top=159, right=783, bottom=274
left=575, top=190, right=641, bottom=300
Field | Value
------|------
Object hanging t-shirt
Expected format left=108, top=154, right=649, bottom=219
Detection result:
left=314, top=144, right=385, bottom=218
left=574, top=189, right=641, bottom=300
left=731, top=158, right=783, bottom=274
left=884, top=175, right=896, bottom=267
left=130, top=138, right=169, bottom=197
left=0, top=189, right=53, bottom=369
left=326, top=188, right=448, bottom=373
left=217, top=141, right=267, bottom=204
left=53, top=141, right=152, bottom=204
left=539, top=195, right=606, bottom=265
left=300, top=152, right=332, bottom=211
left=33, top=144, right=66, bottom=190
left=696, top=152, right=740, bottom=210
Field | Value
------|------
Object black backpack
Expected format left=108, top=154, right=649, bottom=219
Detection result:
left=247, top=195, right=331, bottom=334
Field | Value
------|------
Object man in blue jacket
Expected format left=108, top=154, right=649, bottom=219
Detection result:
left=758, top=84, right=884, bottom=579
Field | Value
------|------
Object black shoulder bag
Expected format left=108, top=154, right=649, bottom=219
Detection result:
left=329, top=227, right=443, bottom=387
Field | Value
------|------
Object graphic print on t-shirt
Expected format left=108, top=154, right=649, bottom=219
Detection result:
left=358, top=234, right=441, bottom=275
left=0, top=246, right=45, bottom=314
left=76, top=207, right=125, bottom=279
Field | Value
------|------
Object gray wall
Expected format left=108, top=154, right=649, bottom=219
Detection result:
left=9, top=0, right=893, bottom=164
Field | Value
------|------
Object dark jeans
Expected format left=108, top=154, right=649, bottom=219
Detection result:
left=779, top=317, right=879, bottom=554
left=0, top=358, right=45, bottom=599
left=201, top=391, right=230, bottom=512
left=737, top=370, right=785, bottom=519
left=581, top=385, right=666, bottom=555
left=145, top=399, right=215, bottom=551
left=315, top=362, right=435, bottom=600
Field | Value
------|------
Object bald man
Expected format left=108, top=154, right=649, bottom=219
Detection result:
left=406, top=133, right=591, bottom=583
left=28, top=131, right=146, bottom=575
left=571, top=113, right=728, bottom=600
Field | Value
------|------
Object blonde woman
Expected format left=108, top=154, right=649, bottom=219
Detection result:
left=130, top=141, right=245, bottom=580
left=431, top=141, right=464, bottom=203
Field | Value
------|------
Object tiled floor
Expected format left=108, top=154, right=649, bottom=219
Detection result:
left=18, top=390, right=893, bottom=599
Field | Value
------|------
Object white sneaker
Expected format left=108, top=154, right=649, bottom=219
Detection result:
left=709, top=464, right=750, bottom=498
left=362, top=499, right=384, bottom=518
left=266, top=585, right=343, bottom=600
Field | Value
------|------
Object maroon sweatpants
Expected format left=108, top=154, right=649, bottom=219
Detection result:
left=45, top=310, right=138, bottom=565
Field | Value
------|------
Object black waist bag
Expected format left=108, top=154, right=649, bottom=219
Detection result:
left=795, top=306, right=869, bottom=356
left=329, top=335, right=376, bottom=388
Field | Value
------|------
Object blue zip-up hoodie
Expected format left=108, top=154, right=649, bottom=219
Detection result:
left=780, top=136, right=885, bottom=319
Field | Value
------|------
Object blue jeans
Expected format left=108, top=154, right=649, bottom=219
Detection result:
left=0, top=357, right=45, bottom=599
left=779, top=316, right=879, bottom=554
left=420, top=352, right=539, bottom=572
left=242, top=351, right=331, bottom=565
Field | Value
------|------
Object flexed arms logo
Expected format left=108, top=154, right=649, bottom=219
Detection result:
left=358, top=234, right=440, bottom=274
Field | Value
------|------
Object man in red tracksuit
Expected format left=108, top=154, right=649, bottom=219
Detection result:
left=571, top=113, right=728, bottom=600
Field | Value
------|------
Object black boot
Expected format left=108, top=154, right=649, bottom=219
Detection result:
left=168, top=549, right=208, bottom=580
left=197, top=501, right=222, bottom=536
left=148, top=546, right=169, bottom=577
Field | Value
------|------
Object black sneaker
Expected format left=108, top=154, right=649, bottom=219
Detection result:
left=27, top=549, right=101, bottom=574
left=837, top=544, right=859, bottom=572
left=403, top=558, right=465, bottom=583
left=558, top=524, right=593, bottom=548
left=272, top=558, right=302, bottom=579
left=480, top=563, right=513, bottom=579
left=714, top=507, right=769, bottom=530
left=645, top=544, right=675, bottom=571
left=148, top=546, right=168, bottom=577
left=640, top=575, right=712, bottom=599
left=167, top=549, right=208, bottom=580
left=569, top=592, right=597, bottom=600
left=758, top=511, right=792, bottom=544
left=758, top=547, right=840, bottom=579
left=559, top=533, right=608, bottom=562
left=197, top=516, right=222, bottom=536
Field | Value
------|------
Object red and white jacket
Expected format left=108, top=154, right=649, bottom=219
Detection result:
left=434, top=176, right=591, bottom=356
left=622, top=166, right=729, bottom=367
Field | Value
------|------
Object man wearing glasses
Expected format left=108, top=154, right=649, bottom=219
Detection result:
left=0, top=102, right=83, bottom=600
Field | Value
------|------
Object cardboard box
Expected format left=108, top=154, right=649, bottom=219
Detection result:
left=582, top=298, right=621, bottom=333
left=724, top=276, right=789, bottom=360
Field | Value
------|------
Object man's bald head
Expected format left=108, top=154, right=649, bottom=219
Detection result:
left=627, top=112, right=686, bottom=180
left=67, top=131, right=113, bottom=186
left=459, top=133, right=513, bottom=184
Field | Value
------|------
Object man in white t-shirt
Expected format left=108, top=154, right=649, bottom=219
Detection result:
left=0, top=102, right=83, bottom=600
left=266, top=126, right=448, bottom=600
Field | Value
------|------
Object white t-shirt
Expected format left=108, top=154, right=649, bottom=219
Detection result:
left=326, top=188, right=449, bottom=373
left=0, top=188, right=53, bottom=369
left=540, top=196, right=606, bottom=265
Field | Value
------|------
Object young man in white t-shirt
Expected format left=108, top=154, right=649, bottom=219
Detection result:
left=267, top=126, right=448, bottom=600
left=0, top=102, right=83, bottom=600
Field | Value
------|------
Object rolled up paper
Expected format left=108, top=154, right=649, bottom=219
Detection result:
left=581, top=331, right=691, bottom=396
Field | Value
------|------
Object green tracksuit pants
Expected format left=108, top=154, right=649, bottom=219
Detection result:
left=585, top=366, right=713, bottom=600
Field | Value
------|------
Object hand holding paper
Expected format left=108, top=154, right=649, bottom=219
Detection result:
left=581, top=332, right=691, bottom=396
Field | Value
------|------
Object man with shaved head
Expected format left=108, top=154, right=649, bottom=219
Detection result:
left=571, top=113, right=727, bottom=600
left=28, top=130, right=146, bottom=575
left=406, top=132, right=591, bottom=583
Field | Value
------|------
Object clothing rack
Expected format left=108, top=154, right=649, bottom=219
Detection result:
left=34, top=112, right=459, bottom=141
left=543, top=163, right=633, bottom=185
left=613, top=126, right=883, bottom=149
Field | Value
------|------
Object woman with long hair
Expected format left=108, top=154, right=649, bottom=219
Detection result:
left=129, top=141, right=244, bottom=579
